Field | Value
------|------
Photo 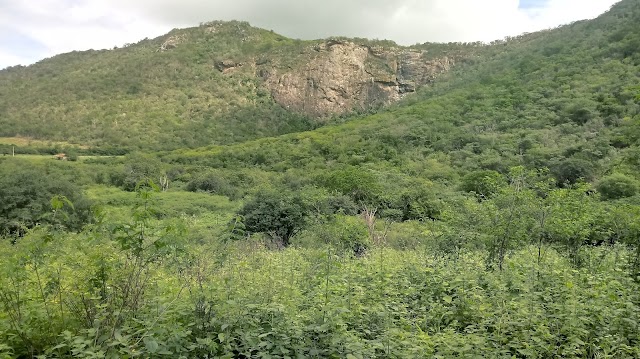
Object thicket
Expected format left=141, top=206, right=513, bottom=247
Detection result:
left=1, top=178, right=640, bottom=357
left=0, top=160, right=93, bottom=236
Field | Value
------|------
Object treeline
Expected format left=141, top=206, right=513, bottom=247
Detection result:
left=0, top=144, right=129, bottom=157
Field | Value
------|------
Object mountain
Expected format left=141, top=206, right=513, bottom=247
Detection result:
left=1, top=0, right=639, bottom=186
left=2, top=2, right=640, bottom=357
left=163, top=0, right=640, bottom=190
left=0, top=21, right=476, bottom=151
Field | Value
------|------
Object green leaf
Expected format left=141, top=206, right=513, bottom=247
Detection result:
left=143, top=337, right=159, bottom=353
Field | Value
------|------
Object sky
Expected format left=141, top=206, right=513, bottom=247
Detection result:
left=0, top=0, right=622, bottom=69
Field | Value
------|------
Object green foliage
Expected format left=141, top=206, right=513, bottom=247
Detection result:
left=597, top=173, right=638, bottom=200
left=388, top=185, right=443, bottom=221
left=238, top=189, right=308, bottom=247
left=0, top=188, right=189, bottom=357
left=119, top=153, right=164, bottom=191
left=186, top=170, right=237, bottom=198
left=318, top=167, right=381, bottom=205
left=3, top=1, right=640, bottom=356
left=322, top=193, right=360, bottom=216
left=305, top=215, right=370, bottom=255
left=3, top=236, right=640, bottom=358
left=0, top=160, right=92, bottom=235
left=460, top=170, right=505, bottom=198
left=551, top=157, right=595, bottom=186
left=544, top=185, right=600, bottom=264
left=65, top=148, right=79, bottom=161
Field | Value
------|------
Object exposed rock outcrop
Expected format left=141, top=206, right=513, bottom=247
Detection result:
left=257, top=40, right=454, bottom=117
left=215, top=60, right=244, bottom=73
left=159, top=34, right=187, bottom=51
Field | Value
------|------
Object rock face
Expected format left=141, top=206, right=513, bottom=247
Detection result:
left=159, top=34, right=187, bottom=51
left=215, top=60, right=244, bottom=73
left=252, top=40, right=453, bottom=117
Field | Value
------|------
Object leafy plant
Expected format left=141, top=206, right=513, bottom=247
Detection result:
left=238, top=189, right=308, bottom=248
left=597, top=173, right=638, bottom=200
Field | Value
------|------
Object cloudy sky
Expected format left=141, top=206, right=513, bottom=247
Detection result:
left=0, top=0, right=622, bottom=69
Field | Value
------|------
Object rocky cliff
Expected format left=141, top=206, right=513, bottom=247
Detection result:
left=216, top=39, right=455, bottom=117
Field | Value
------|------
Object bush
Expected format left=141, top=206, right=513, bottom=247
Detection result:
left=321, top=215, right=369, bottom=256
left=597, top=173, right=638, bottom=200
left=186, top=171, right=236, bottom=198
left=388, top=188, right=443, bottom=221
left=121, top=153, right=164, bottom=191
left=551, top=158, right=594, bottom=186
left=0, top=161, right=93, bottom=235
left=65, top=148, right=79, bottom=161
left=318, top=167, right=381, bottom=204
left=238, top=190, right=308, bottom=248
left=323, top=194, right=359, bottom=216
left=460, top=170, right=505, bottom=198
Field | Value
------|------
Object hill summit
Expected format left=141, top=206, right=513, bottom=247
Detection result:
left=0, top=21, right=475, bottom=150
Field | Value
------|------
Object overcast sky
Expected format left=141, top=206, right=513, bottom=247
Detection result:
left=0, top=0, right=622, bottom=69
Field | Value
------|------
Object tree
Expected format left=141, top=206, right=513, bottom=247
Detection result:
left=551, top=158, right=594, bottom=186
left=121, top=153, right=164, bottom=191
left=483, top=167, right=537, bottom=270
left=391, top=187, right=442, bottom=221
left=460, top=170, right=505, bottom=199
left=0, top=161, right=92, bottom=236
left=238, top=190, right=308, bottom=248
left=318, top=167, right=381, bottom=204
left=597, top=173, right=638, bottom=200
left=545, top=185, right=599, bottom=266
left=318, top=214, right=369, bottom=256
left=186, top=170, right=235, bottom=198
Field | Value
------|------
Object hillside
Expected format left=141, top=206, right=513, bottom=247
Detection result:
left=164, top=0, right=640, bottom=191
left=0, top=21, right=476, bottom=152
left=2, top=0, right=640, bottom=357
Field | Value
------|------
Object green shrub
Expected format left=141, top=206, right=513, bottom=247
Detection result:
left=0, top=160, right=93, bottom=235
left=238, top=190, right=308, bottom=247
left=393, top=187, right=443, bottom=220
left=321, top=215, right=369, bottom=256
left=318, top=167, right=381, bottom=204
left=186, top=171, right=236, bottom=198
left=551, top=158, right=594, bottom=185
left=121, top=153, right=164, bottom=191
left=597, top=173, right=638, bottom=200
left=460, top=170, right=505, bottom=198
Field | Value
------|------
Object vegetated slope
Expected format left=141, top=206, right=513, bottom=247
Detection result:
left=3, top=2, right=640, bottom=357
left=0, top=21, right=476, bottom=152
left=166, top=0, right=640, bottom=190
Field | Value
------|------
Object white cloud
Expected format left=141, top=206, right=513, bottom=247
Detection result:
left=0, top=0, right=622, bottom=69
left=0, top=52, right=31, bottom=70
left=523, top=0, right=620, bottom=28
left=0, top=0, right=171, bottom=69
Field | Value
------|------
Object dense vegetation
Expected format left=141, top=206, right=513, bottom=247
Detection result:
left=0, top=21, right=475, bottom=153
left=1, top=0, right=640, bottom=357
left=0, top=23, right=319, bottom=152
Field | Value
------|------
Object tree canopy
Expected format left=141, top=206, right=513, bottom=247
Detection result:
left=0, top=160, right=92, bottom=235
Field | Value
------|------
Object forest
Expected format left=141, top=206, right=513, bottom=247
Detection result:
left=1, top=0, right=640, bottom=357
